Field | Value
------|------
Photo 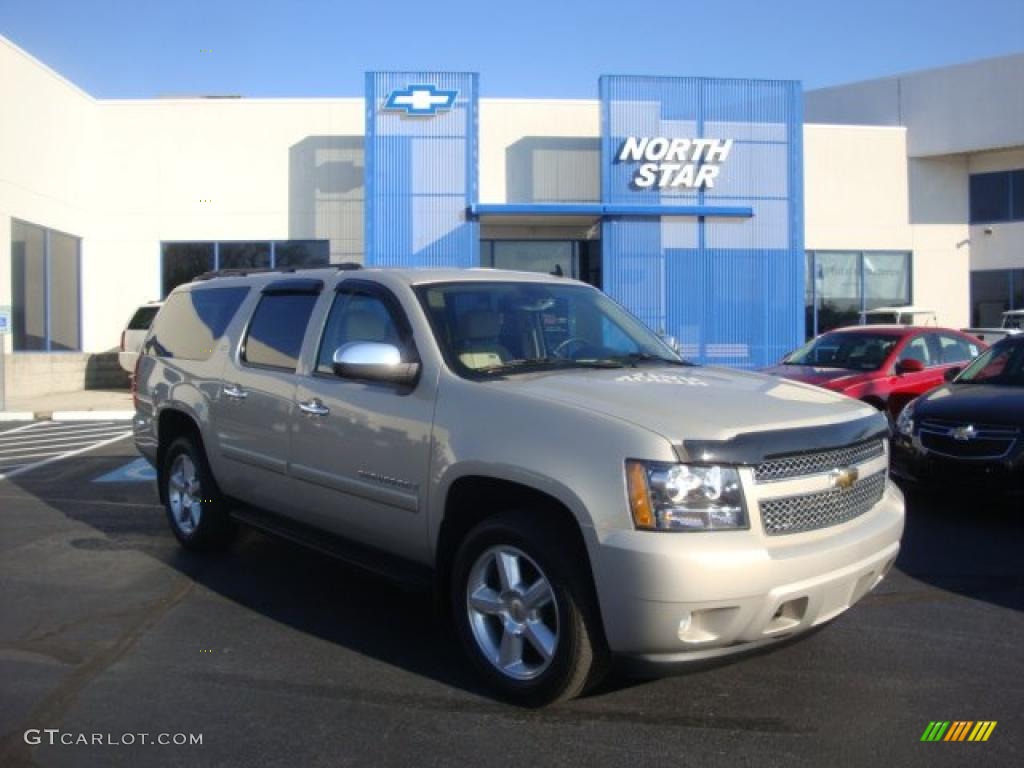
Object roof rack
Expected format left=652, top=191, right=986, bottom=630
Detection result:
left=192, top=262, right=363, bottom=282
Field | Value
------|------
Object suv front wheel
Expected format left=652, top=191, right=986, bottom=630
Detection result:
left=451, top=511, right=607, bottom=705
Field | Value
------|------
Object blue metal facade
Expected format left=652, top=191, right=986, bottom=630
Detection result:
left=365, top=72, right=479, bottom=267
left=600, top=76, right=804, bottom=368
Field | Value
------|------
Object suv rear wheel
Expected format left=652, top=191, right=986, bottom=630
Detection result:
left=451, top=510, right=607, bottom=705
left=162, top=435, right=234, bottom=550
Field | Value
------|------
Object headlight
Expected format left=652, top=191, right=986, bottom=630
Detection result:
left=896, top=400, right=916, bottom=437
left=626, top=460, right=748, bottom=531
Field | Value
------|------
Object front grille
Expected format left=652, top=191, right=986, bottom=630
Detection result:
left=754, top=439, right=885, bottom=483
left=761, top=471, right=887, bottom=536
left=919, top=420, right=1018, bottom=460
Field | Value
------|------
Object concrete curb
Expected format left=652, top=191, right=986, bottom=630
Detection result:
left=1, top=410, right=134, bottom=422
left=0, top=412, right=35, bottom=422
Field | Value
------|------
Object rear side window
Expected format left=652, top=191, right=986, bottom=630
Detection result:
left=934, top=333, right=981, bottom=365
left=242, top=293, right=319, bottom=370
left=149, top=287, right=249, bottom=361
left=127, top=305, right=161, bottom=331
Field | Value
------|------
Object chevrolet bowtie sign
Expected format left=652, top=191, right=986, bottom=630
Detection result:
left=383, top=84, right=458, bottom=116
left=617, top=136, right=734, bottom=189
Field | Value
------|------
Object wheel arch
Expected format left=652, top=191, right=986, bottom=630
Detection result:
left=155, top=407, right=204, bottom=504
left=433, top=473, right=604, bottom=635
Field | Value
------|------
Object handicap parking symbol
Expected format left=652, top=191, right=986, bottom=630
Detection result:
left=93, top=458, right=156, bottom=483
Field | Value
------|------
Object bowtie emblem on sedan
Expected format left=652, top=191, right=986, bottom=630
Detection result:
left=952, top=425, right=977, bottom=441
left=829, top=466, right=859, bottom=490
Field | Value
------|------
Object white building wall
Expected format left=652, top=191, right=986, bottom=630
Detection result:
left=806, top=53, right=1024, bottom=158
left=803, top=125, right=912, bottom=251
left=0, top=38, right=97, bottom=356
left=87, top=98, right=363, bottom=351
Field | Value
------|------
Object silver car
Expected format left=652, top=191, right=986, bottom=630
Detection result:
left=133, top=267, right=904, bottom=705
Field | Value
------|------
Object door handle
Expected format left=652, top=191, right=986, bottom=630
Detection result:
left=298, top=398, right=330, bottom=417
left=223, top=384, right=248, bottom=400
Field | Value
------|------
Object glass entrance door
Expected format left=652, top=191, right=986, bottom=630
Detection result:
left=480, top=241, right=601, bottom=287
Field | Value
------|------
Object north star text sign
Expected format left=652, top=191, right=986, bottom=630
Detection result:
left=617, top=136, right=733, bottom=189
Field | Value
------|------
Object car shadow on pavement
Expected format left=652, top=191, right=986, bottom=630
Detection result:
left=894, top=482, right=1023, bottom=612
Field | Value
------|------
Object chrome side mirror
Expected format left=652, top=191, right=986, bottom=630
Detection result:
left=332, top=342, right=419, bottom=385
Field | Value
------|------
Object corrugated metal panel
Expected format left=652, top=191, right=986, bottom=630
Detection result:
left=365, top=72, right=479, bottom=267
left=600, top=76, right=804, bottom=368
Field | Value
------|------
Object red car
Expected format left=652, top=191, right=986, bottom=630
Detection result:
left=762, top=326, right=988, bottom=417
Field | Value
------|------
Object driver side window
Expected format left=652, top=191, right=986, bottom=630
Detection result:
left=897, top=334, right=932, bottom=368
left=316, top=290, right=406, bottom=374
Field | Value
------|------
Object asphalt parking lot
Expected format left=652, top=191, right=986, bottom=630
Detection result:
left=0, top=421, right=1020, bottom=768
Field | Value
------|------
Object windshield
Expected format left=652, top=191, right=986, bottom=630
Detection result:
left=415, top=281, right=685, bottom=377
left=956, top=342, right=1024, bottom=386
left=1003, top=314, right=1024, bottom=330
left=785, top=331, right=900, bottom=371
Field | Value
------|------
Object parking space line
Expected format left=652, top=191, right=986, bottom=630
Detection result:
left=0, top=430, right=131, bottom=448
left=12, top=421, right=121, bottom=434
left=0, top=421, right=49, bottom=437
left=0, top=431, right=132, bottom=481
left=0, top=429, right=131, bottom=448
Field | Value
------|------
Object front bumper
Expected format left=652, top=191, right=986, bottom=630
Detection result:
left=590, top=481, right=904, bottom=661
left=891, top=435, right=1024, bottom=495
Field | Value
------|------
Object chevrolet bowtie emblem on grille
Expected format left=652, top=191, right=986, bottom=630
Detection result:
left=829, top=466, right=859, bottom=490
left=952, top=424, right=978, bottom=441
left=383, top=84, right=458, bottom=116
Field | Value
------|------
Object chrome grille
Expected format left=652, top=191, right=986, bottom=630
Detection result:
left=919, top=419, right=1018, bottom=460
left=754, top=439, right=885, bottom=483
left=761, top=471, right=887, bottom=536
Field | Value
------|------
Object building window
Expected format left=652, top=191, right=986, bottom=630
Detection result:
left=970, top=269, right=1024, bottom=327
left=160, top=240, right=330, bottom=296
left=805, top=251, right=912, bottom=337
left=10, top=219, right=81, bottom=351
left=969, top=169, right=1024, bottom=224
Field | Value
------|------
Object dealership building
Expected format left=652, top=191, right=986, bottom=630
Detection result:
left=2, top=34, right=1023, bottom=397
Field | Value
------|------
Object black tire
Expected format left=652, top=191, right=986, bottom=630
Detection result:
left=450, top=509, right=608, bottom=706
left=161, top=435, right=235, bottom=551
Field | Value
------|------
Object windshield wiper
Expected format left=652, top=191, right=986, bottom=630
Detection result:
left=618, top=352, right=692, bottom=367
left=475, top=358, right=625, bottom=376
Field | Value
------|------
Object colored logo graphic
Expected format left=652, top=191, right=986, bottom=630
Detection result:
left=920, top=721, right=997, bottom=742
left=383, top=84, right=458, bottom=116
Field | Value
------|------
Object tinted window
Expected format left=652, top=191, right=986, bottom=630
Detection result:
left=316, top=291, right=407, bottom=373
left=959, top=342, right=1024, bottom=386
left=162, top=243, right=214, bottom=296
left=150, top=287, right=249, bottom=360
left=274, top=240, right=329, bottom=269
left=935, top=333, right=980, bottom=365
left=969, top=172, right=1010, bottom=223
left=11, top=219, right=81, bottom=351
left=220, top=242, right=270, bottom=270
left=786, top=332, right=899, bottom=371
left=970, top=269, right=1011, bottom=327
left=1013, top=170, right=1024, bottom=220
left=897, top=335, right=932, bottom=367
left=127, top=305, right=161, bottom=330
left=243, top=293, right=319, bottom=370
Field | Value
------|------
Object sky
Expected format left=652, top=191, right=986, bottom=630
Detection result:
left=1, top=0, right=1023, bottom=99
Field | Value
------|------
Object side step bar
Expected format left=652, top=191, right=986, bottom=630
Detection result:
left=230, top=504, right=433, bottom=591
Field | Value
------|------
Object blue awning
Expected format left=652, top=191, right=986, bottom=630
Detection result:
left=468, top=202, right=754, bottom=218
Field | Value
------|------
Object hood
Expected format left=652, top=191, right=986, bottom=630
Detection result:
left=761, top=364, right=871, bottom=390
left=496, top=365, right=876, bottom=443
left=916, top=383, right=1024, bottom=428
